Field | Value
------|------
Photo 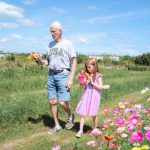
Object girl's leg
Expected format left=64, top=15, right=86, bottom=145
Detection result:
left=79, top=116, right=85, bottom=132
left=92, top=116, right=98, bottom=129
left=76, top=116, right=85, bottom=138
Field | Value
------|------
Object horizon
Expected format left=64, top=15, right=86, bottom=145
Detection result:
left=0, top=0, right=150, bottom=56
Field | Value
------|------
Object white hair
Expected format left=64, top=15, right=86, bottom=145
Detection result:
left=50, top=21, right=62, bottom=30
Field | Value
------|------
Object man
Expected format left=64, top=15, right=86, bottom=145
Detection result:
left=47, top=21, right=77, bottom=134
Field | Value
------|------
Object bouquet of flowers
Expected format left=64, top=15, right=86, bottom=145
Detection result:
left=27, top=53, right=42, bottom=62
left=27, top=53, right=44, bottom=68
left=77, top=71, right=89, bottom=85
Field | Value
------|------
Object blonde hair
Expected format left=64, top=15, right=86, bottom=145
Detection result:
left=85, top=58, right=99, bottom=81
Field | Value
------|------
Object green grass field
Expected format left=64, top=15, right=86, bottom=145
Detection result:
left=0, top=61, right=150, bottom=150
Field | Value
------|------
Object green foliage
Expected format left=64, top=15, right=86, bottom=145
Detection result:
left=6, top=53, right=15, bottom=62
left=77, top=54, right=88, bottom=64
left=128, top=65, right=150, bottom=71
left=135, top=52, right=150, bottom=66
left=0, top=53, right=150, bottom=150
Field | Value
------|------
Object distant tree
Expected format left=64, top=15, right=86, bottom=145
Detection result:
left=77, top=54, right=88, bottom=64
left=135, top=53, right=150, bottom=66
left=6, top=53, right=15, bottom=62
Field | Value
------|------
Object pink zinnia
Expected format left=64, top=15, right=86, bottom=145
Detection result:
left=145, top=131, right=150, bottom=140
left=115, top=119, right=125, bottom=127
left=129, top=131, right=144, bottom=143
left=91, top=129, right=102, bottom=138
left=130, top=99, right=134, bottom=104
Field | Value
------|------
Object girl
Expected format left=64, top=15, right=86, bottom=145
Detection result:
left=76, top=58, right=103, bottom=138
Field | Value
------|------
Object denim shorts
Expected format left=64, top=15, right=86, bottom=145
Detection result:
left=47, top=69, right=70, bottom=102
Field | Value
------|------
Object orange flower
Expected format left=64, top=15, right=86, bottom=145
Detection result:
left=104, top=135, right=114, bottom=141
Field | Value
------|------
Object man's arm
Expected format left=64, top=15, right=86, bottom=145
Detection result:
left=67, top=57, right=77, bottom=89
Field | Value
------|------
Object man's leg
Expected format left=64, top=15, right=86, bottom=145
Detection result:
left=59, top=101, right=71, bottom=117
left=49, top=99, right=59, bottom=126
left=47, top=99, right=62, bottom=134
left=59, top=101, right=74, bottom=129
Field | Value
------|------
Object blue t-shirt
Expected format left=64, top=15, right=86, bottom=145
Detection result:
left=47, top=39, right=76, bottom=70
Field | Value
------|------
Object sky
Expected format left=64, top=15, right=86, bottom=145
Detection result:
left=0, top=0, right=150, bottom=56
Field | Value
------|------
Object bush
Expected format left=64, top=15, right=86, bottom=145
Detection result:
left=127, top=65, right=150, bottom=71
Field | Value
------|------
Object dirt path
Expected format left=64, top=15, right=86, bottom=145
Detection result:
left=1, top=132, right=46, bottom=150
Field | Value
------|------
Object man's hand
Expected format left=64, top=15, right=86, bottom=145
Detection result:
left=66, top=79, right=73, bottom=90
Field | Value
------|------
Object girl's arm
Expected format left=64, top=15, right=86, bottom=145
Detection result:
left=90, top=76, right=103, bottom=90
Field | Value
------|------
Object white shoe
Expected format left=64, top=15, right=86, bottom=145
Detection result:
left=76, top=130, right=83, bottom=138
left=47, top=125, right=62, bottom=134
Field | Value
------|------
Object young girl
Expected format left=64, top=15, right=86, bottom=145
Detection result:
left=76, top=58, right=103, bottom=138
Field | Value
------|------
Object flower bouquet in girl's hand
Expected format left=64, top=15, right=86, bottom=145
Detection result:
left=77, top=70, right=89, bottom=86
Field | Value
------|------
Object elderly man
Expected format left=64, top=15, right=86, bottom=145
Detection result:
left=47, top=21, right=77, bottom=134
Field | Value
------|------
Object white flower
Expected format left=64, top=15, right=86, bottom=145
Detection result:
left=141, top=87, right=150, bottom=94
left=120, top=133, right=128, bottom=138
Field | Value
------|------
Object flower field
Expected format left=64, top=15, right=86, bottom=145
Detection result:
left=0, top=57, right=150, bottom=150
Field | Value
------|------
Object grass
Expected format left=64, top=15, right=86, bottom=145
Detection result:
left=0, top=60, right=150, bottom=150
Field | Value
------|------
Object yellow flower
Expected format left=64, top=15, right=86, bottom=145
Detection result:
left=27, top=57, right=33, bottom=62
left=141, top=145, right=150, bottom=150
left=110, top=122, right=115, bottom=127
left=132, top=147, right=142, bottom=150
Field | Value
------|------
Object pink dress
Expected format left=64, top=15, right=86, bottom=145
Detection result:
left=76, top=73, right=102, bottom=117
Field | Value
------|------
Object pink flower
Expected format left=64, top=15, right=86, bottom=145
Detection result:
left=129, top=114, right=141, bottom=126
left=109, top=142, right=119, bottom=149
left=129, top=131, right=144, bottom=143
left=87, top=141, right=96, bottom=147
left=102, top=108, right=111, bottom=115
left=130, top=99, right=134, bottom=104
left=115, top=119, right=125, bottom=127
left=145, top=131, right=150, bottom=140
left=52, top=145, right=61, bottom=150
left=144, top=126, right=150, bottom=131
left=123, top=101, right=129, bottom=106
left=77, top=71, right=89, bottom=85
left=91, top=129, right=102, bottom=138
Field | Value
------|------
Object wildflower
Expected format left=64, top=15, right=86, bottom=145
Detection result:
left=141, top=87, right=149, bottom=94
left=115, top=119, right=125, bottom=127
left=104, top=135, right=114, bottom=142
left=119, top=102, right=125, bottom=109
left=28, top=53, right=42, bottom=62
left=129, top=131, right=144, bottom=143
left=101, top=108, right=111, bottom=115
left=87, top=141, right=96, bottom=148
left=109, top=142, right=119, bottom=149
left=144, top=127, right=150, bottom=131
left=141, top=145, right=150, bottom=150
left=146, top=98, right=150, bottom=103
left=77, top=71, right=89, bottom=85
left=116, top=127, right=126, bottom=133
left=51, top=145, right=61, bottom=150
left=145, top=131, right=150, bottom=140
left=130, top=99, right=134, bottom=104
left=91, top=129, right=102, bottom=138
left=132, top=147, right=142, bottom=150
left=121, top=133, right=128, bottom=138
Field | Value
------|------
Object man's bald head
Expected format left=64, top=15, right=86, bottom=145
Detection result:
left=50, top=21, right=62, bottom=31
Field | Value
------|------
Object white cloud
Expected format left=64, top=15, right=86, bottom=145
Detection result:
left=83, top=9, right=150, bottom=24
left=72, top=37, right=88, bottom=44
left=11, top=34, right=23, bottom=39
left=0, top=34, right=23, bottom=43
left=0, top=37, right=9, bottom=43
left=0, top=22, right=19, bottom=29
left=87, top=5, right=99, bottom=11
left=0, top=1, right=24, bottom=19
left=52, top=7, right=66, bottom=14
left=17, top=18, right=36, bottom=26
left=23, top=0, right=36, bottom=5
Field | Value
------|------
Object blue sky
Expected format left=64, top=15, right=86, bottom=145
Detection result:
left=0, top=0, right=150, bottom=56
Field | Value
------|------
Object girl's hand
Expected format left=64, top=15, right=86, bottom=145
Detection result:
left=89, top=76, right=94, bottom=85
